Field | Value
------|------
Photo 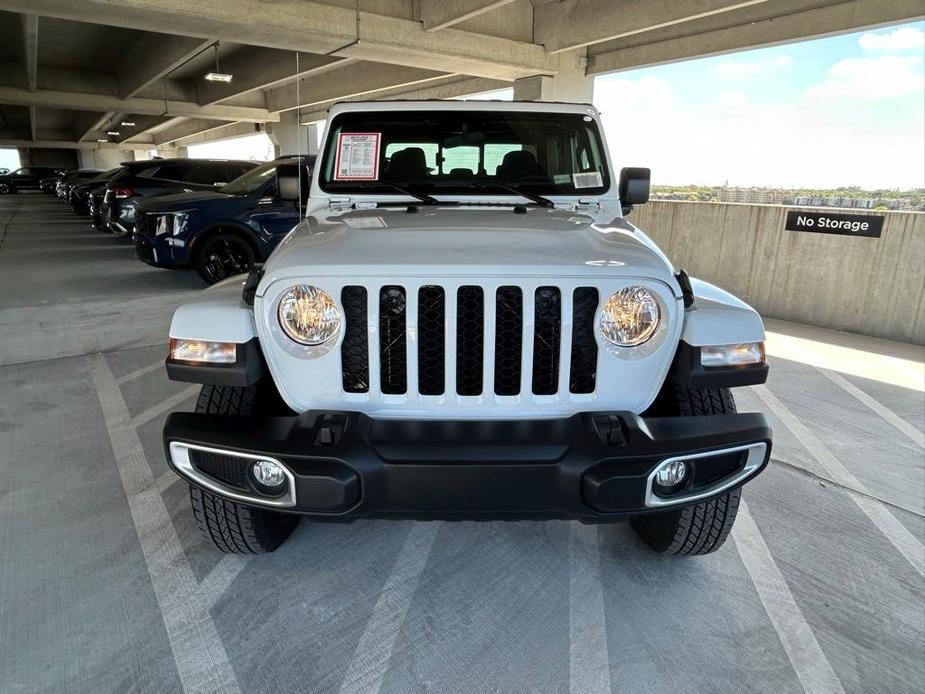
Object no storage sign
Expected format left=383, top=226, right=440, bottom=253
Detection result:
left=785, top=210, right=883, bottom=238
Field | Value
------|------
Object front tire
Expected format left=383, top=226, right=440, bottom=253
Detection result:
left=0, top=183, right=12, bottom=194
left=631, top=385, right=743, bottom=556
left=188, top=383, right=299, bottom=554
left=194, top=233, right=255, bottom=285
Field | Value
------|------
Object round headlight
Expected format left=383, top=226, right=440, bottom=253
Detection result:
left=277, top=285, right=341, bottom=345
left=600, top=286, right=660, bottom=347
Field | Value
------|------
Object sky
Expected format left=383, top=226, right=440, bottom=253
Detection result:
left=594, top=21, right=925, bottom=190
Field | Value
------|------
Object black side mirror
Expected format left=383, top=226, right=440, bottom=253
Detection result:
left=277, top=163, right=310, bottom=203
left=619, top=167, right=650, bottom=213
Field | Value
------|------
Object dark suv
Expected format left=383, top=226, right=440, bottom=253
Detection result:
left=99, top=158, right=258, bottom=237
left=69, top=168, right=122, bottom=215
left=0, top=166, right=63, bottom=193
left=134, top=156, right=313, bottom=284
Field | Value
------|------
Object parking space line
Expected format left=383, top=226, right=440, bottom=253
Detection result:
left=201, top=555, right=251, bottom=608
left=90, top=355, right=241, bottom=694
left=116, top=358, right=167, bottom=386
left=337, top=522, right=440, bottom=694
left=568, top=523, right=612, bottom=694
left=151, top=469, right=179, bottom=497
left=733, top=502, right=846, bottom=694
left=754, top=384, right=925, bottom=576
left=818, top=369, right=924, bottom=448
left=131, top=385, right=199, bottom=428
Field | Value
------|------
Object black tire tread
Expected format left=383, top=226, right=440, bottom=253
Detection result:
left=188, top=384, right=298, bottom=554
left=631, top=385, right=742, bottom=556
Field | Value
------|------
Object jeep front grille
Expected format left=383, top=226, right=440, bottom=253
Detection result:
left=341, top=283, right=600, bottom=398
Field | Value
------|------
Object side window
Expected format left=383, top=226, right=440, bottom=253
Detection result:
left=184, top=163, right=218, bottom=185
left=17, top=168, right=32, bottom=175
left=146, top=164, right=187, bottom=182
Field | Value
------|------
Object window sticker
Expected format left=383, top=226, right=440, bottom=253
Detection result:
left=573, top=172, right=603, bottom=189
left=334, top=133, right=381, bottom=180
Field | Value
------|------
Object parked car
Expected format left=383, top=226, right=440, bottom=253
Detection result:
left=159, top=100, right=773, bottom=556
left=40, top=174, right=62, bottom=194
left=69, top=168, right=122, bottom=215
left=57, top=169, right=103, bottom=201
left=0, top=166, right=63, bottom=193
left=134, top=156, right=314, bottom=284
left=0, top=167, right=9, bottom=175
left=99, top=158, right=258, bottom=237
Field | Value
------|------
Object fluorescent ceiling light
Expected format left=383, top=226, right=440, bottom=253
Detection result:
left=96, top=139, right=108, bottom=143
left=120, top=121, right=135, bottom=127
left=106, top=131, right=120, bottom=136
left=204, top=72, right=233, bottom=83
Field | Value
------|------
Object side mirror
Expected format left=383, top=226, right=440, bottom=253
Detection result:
left=618, top=167, right=650, bottom=213
left=277, top=163, right=309, bottom=202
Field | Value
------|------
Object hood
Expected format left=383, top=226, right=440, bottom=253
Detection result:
left=262, top=205, right=677, bottom=289
left=137, top=190, right=233, bottom=214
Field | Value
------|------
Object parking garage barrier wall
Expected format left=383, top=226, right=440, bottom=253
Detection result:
left=632, top=201, right=925, bottom=345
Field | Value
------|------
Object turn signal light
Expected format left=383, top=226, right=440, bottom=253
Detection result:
left=169, top=338, right=237, bottom=364
left=701, top=342, right=765, bottom=368
left=111, top=185, right=134, bottom=199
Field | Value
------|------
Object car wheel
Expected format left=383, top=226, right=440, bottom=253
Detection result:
left=0, top=183, right=12, bottom=194
left=195, top=233, right=255, bottom=285
left=630, top=386, right=743, bottom=556
left=187, top=383, right=299, bottom=554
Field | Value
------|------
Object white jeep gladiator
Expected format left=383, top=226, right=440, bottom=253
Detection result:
left=162, top=100, right=771, bottom=555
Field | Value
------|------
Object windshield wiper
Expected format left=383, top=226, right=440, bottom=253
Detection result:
left=474, top=182, right=554, bottom=208
left=336, top=181, right=441, bottom=205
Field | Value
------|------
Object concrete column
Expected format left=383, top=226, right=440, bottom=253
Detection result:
left=267, top=110, right=317, bottom=158
left=513, top=48, right=593, bottom=103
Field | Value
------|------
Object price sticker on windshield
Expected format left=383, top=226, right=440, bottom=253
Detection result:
left=334, top=133, right=381, bottom=181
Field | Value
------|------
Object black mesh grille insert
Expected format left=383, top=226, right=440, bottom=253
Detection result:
left=494, top=286, right=523, bottom=396
left=190, top=450, right=249, bottom=490
left=456, top=286, right=484, bottom=396
left=379, top=285, right=407, bottom=394
left=569, top=287, right=599, bottom=394
left=532, top=287, right=561, bottom=395
left=690, top=452, right=746, bottom=490
left=417, top=285, right=445, bottom=395
left=341, top=286, right=369, bottom=393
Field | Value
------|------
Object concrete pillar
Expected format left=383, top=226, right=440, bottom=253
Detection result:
left=513, top=48, right=593, bottom=103
left=267, top=111, right=319, bottom=158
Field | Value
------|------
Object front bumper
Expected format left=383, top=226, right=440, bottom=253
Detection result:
left=163, top=411, right=771, bottom=520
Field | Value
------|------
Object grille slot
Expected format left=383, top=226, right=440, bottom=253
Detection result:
left=494, top=286, right=523, bottom=396
left=417, top=286, right=445, bottom=395
left=379, top=286, right=408, bottom=394
left=456, top=286, right=484, bottom=396
left=341, top=286, right=369, bottom=393
left=190, top=450, right=249, bottom=491
left=569, top=287, right=599, bottom=394
left=532, top=287, right=561, bottom=395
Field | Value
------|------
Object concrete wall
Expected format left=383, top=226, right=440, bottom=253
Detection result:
left=18, top=147, right=77, bottom=169
left=631, top=201, right=925, bottom=345
left=78, top=148, right=135, bottom=170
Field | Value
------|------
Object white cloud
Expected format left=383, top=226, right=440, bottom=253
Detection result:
left=858, top=26, right=925, bottom=52
left=806, top=55, right=924, bottom=101
left=716, top=54, right=793, bottom=76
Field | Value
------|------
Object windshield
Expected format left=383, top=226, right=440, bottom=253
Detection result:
left=319, top=110, right=610, bottom=198
left=220, top=162, right=277, bottom=195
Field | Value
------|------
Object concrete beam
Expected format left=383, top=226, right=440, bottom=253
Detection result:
left=197, top=49, right=343, bottom=106
left=73, top=112, right=119, bottom=142
left=0, top=85, right=277, bottom=123
left=265, top=61, right=455, bottom=113
left=587, top=0, right=925, bottom=74
left=0, top=137, right=153, bottom=151
left=112, top=114, right=174, bottom=144
left=117, top=34, right=214, bottom=98
left=152, top=118, right=240, bottom=145
left=297, top=75, right=511, bottom=123
left=419, top=0, right=518, bottom=31
left=22, top=14, right=38, bottom=91
left=167, top=121, right=261, bottom=148
left=535, top=0, right=767, bottom=53
left=10, top=0, right=553, bottom=80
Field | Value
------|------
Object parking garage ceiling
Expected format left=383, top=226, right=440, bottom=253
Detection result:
left=0, top=0, right=921, bottom=152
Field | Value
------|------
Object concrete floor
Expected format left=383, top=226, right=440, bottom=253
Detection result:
left=1, top=193, right=923, bottom=694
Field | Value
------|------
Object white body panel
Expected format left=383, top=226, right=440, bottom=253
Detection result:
left=168, top=100, right=766, bottom=420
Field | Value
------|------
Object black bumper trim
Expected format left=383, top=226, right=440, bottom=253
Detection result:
left=164, top=410, right=771, bottom=520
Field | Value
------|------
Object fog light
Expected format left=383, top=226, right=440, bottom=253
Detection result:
left=654, top=460, right=688, bottom=492
left=251, top=460, right=286, bottom=488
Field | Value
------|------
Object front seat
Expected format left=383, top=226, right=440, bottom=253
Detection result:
left=496, top=150, right=541, bottom=181
left=388, top=147, right=428, bottom=181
